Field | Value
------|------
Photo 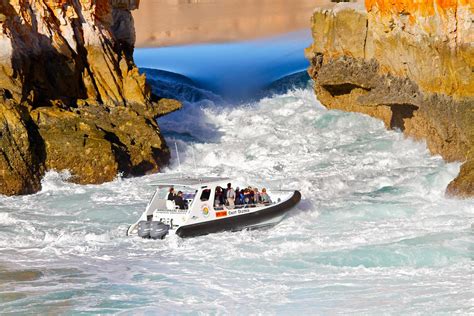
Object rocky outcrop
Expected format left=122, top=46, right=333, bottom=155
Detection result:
left=0, top=0, right=181, bottom=196
left=306, top=0, right=474, bottom=198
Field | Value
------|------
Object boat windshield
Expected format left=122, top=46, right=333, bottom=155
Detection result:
left=159, top=187, right=197, bottom=211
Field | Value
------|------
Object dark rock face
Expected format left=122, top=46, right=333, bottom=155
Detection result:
left=306, top=2, right=474, bottom=198
left=0, top=96, right=44, bottom=195
left=30, top=99, right=178, bottom=185
left=0, top=0, right=181, bottom=196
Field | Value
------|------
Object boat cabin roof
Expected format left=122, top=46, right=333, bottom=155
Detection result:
left=149, top=176, right=231, bottom=189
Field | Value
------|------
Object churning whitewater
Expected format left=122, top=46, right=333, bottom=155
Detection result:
left=0, top=82, right=472, bottom=314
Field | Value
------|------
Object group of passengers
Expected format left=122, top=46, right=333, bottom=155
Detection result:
left=215, top=183, right=272, bottom=209
left=166, top=183, right=272, bottom=210
left=166, top=188, right=188, bottom=210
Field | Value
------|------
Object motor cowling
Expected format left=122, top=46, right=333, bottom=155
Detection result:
left=137, top=221, right=170, bottom=239
left=137, top=221, right=151, bottom=238
left=150, top=221, right=170, bottom=239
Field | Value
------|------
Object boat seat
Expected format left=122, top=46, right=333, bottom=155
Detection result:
left=166, top=200, right=176, bottom=210
left=154, top=199, right=167, bottom=210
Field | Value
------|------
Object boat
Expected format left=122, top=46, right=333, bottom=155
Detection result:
left=126, top=177, right=301, bottom=239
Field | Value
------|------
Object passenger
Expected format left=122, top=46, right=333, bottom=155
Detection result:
left=240, top=189, right=246, bottom=204
left=221, top=186, right=227, bottom=204
left=166, top=187, right=177, bottom=210
left=215, top=186, right=223, bottom=207
left=243, top=188, right=251, bottom=204
left=167, top=187, right=176, bottom=201
left=235, top=187, right=241, bottom=205
left=248, top=187, right=255, bottom=204
left=220, top=187, right=226, bottom=205
left=174, top=191, right=188, bottom=210
left=260, top=188, right=272, bottom=204
left=226, top=183, right=235, bottom=208
left=254, top=187, right=261, bottom=204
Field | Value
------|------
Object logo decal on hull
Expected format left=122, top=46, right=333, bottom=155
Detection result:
left=215, top=211, right=227, bottom=218
left=202, top=205, right=210, bottom=217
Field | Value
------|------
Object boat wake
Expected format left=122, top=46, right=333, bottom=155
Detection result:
left=0, top=73, right=472, bottom=314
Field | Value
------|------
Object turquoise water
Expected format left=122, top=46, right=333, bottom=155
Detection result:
left=134, top=30, right=311, bottom=100
left=0, top=37, right=473, bottom=314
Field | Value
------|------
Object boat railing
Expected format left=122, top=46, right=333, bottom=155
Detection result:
left=153, top=208, right=188, bottom=214
left=214, top=202, right=272, bottom=211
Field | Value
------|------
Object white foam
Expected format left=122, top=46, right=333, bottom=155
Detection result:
left=0, top=212, right=18, bottom=225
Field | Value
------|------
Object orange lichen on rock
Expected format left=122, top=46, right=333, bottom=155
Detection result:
left=45, top=0, right=69, bottom=7
left=365, top=0, right=470, bottom=16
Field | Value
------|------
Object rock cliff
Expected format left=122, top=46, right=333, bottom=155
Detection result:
left=0, top=0, right=180, bottom=196
left=306, top=0, right=474, bottom=198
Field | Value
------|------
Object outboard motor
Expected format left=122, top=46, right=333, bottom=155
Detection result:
left=149, top=221, right=170, bottom=240
left=137, top=221, right=151, bottom=238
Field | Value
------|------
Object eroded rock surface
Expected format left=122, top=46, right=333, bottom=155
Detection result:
left=0, top=0, right=181, bottom=195
left=306, top=0, right=474, bottom=198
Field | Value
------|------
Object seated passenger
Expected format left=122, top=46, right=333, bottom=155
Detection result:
left=174, top=191, right=188, bottom=210
left=166, top=187, right=176, bottom=209
left=215, top=186, right=223, bottom=207
left=226, top=183, right=235, bottom=208
left=247, top=186, right=255, bottom=204
left=260, top=188, right=272, bottom=204
left=235, top=187, right=241, bottom=205
left=254, top=187, right=261, bottom=204
left=239, top=189, right=246, bottom=204
left=167, top=187, right=176, bottom=201
left=243, top=188, right=251, bottom=204
left=220, top=187, right=226, bottom=205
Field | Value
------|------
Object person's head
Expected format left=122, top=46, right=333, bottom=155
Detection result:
left=227, top=183, right=232, bottom=189
left=178, top=191, right=183, bottom=196
left=169, top=187, right=174, bottom=193
left=254, top=187, right=259, bottom=192
left=262, top=188, right=266, bottom=193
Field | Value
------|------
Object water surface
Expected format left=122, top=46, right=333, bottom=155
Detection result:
left=0, top=36, right=472, bottom=314
left=134, top=30, right=311, bottom=100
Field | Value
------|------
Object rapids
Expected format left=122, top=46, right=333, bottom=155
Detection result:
left=0, top=81, right=472, bottom=314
